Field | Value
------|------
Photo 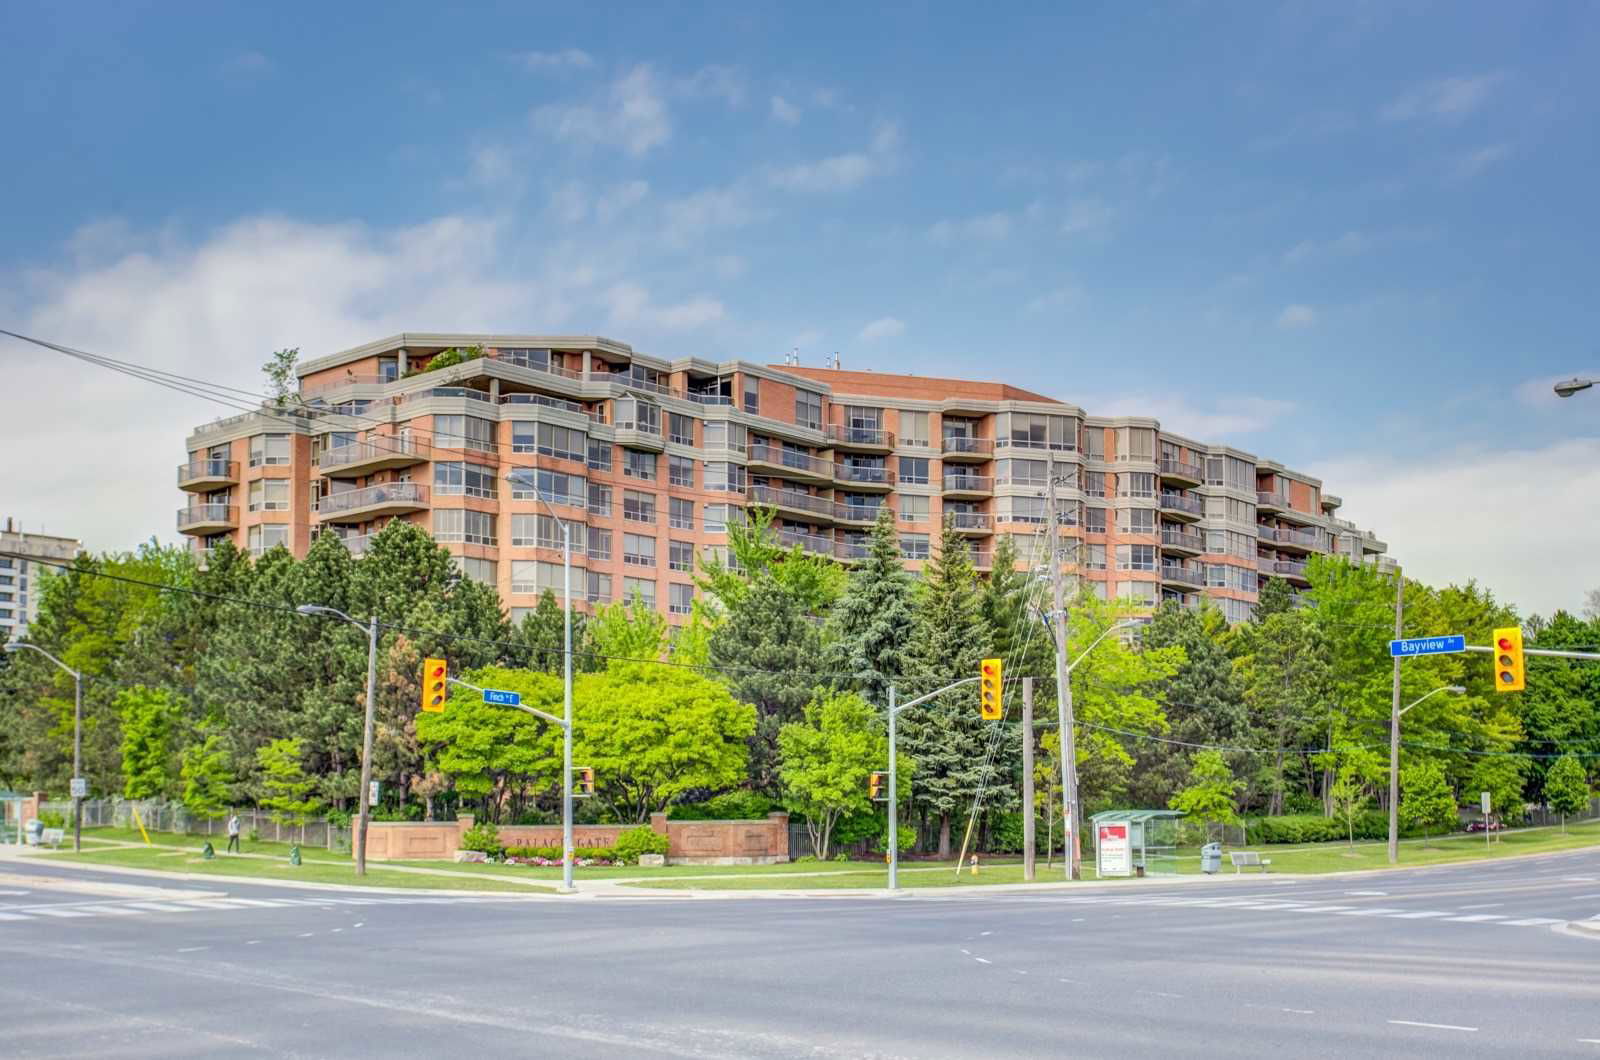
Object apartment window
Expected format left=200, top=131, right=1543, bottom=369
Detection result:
left=1082, top=471, right=1106, bottom=497
left=995, top=458, right=1048, bottom=488
left=615, top=398, right=661, bottom=435
left=899, top=411, right=930, bottom=448
left=1116, top=544, right=1157, bottom=571
left=702, top=421, right=746, bottom=452
left=1081, top=427, right=1106, bottom=460
left=899, top=495, right=930, bottom=523
left=587, top=528, right=612, bottom=561
left=526, top=514, right=580, bottom=551
left=500, top=347, right=551, bottom=371
left=1117, top=508, right=1157, bottom=535
left=667, top=582, right=694, bottom=615
left=434, top=461, right=497, bottom=498
left=511, top=560, right=566, bottom=596
left=509, top=422, right=585, bottom=461
left=623, top=449, right=657, bottom=481
left=669, top=413, right=695, bottom=446
left=704, top=504, right=732, bottom=533
left=669, top=497, right=694, bottom=529
left=249, top=434, right=291, bottom=467
left=897, top=456, right=930, bottom=485
left=1001, top=496, right=1047, bottom=524
left=1000, top=412, right=1075, bottom=451
left=794, top=390, right=823, bottom=431
left=587, top=439, right=613, bottom=472
left=742, top=376, right=760, bottom=415
left=1115, top=427, right=1156, bottom=462
left=668, top=455, right=694, bottom=488
left=899, top=533, right=931, bottom=560
left=377, top=356, right=399, bottom=382
left=1083, top=506, right=1108, bottom=533
left=1084, top=543, right=1107, bottom=570
left=247, top=523, right=290, bottom=554
left=847, top=406, right=883, bottom=433
left=587, top=483, right=612, bottom=517
left=941, top=416, right=977, bottom=444
left=1118, top=580, right=1158, bottom=604
left=623, top=490, right=656, bottom=524
left=513, top=469, right=585, bottom=508
left=247, top=479, right=290, bottom=512
left=623, top=533, right=657, bottom=567
left=510, top=515, right=536, bottom=547
left=586, top=570, right=612, bottom=604
left=669, top=539, right=694, bottom=572
left=704, top=462, right=746, bottom=493
left=623, top=576, right=657, bottom=608
left=454, top=556, right=496, bottom=585
left=435, top=415, right=495, bottom=454
left=434, top=508, right=496, bottom=546
left=1118, top=472, right=1155, bottom=499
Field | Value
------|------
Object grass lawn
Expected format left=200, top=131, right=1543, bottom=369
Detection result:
left=43, top=829, right=554, bottom=893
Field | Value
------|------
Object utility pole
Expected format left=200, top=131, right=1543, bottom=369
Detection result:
left=1386, top=564, right=1403, bottom=865
left=887, top=684, right=899, bottom=892
left=356, top=614, right=378, bottom=878
left=1047, top=457, right=1079, bottom=880
left=1021, top=677, right=1035, bottom=882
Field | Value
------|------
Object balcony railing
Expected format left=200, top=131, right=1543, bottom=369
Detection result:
left=1159, top=457, right=1204, bottom=482
left=1159, top=564, right=1205, bottom=588
left=835, top=539, right=873, bottom=562
left=486, top=350, right=586, bottom=381
left=176, top=504, right=237, bottom=532
left=1263, top=526, right=1323, bottom=549
left=1257, top=489, right=1289, bottom=510
left=1160, top=528, right=1204, bottom=552
left=317, top=482, right=429, bottom=518
left=835, top=462, right=895, bottom=487
left=318, top=436, right=431, bottom=474
left=941, top=474, right=994, bottom=493
left=834, top=502, right=888, bottom=524
left=826, top=424, right=895, bottom=449
left=948, top=512, right=993, bottom=532
left=941, top=435, right=994, bottom=457
left=686, top=390, right=734, bottom=406
left=1257, top=557, right=1310, bottom=579
left=747, top=485, right=835, bottom=519
left=299, top=373, right=390, bottom=399
left=176, top=458, right=239, bottom=489
left=1158, top=492, right=1203, bottom=516
left=776, top=529, right=834, bottom=556
left=747, top=443, right=833, bottom=479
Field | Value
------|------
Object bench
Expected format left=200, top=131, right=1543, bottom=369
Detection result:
left=39, top=827, right=65, bottom=849
left=1229, top=850, right=1272, bottom=874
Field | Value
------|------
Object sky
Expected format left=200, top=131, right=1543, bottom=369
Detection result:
left=2, top=2, right=1597, bottom=618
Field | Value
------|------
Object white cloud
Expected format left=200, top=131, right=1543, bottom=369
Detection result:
left=1061, top=199, right=1114, bottom=236
left=1087, top=394, right=1295, bottom=438
left=547, top=181, right=590, bottom=223
left=470, top=145, right=516, bottom=189
left=1380, top=72, right=1505, bottom=123
left=660, top=184, right=761, bottom=248
left=926, top=212, right=1011, bottom=244
left=710, top=254, right=746, bottom=280
left=1313, top=439, right=1600, bottom=618
left=604, top=282, right=725, bottom=331
left=1283, top=230, right=1372, bottom=265
left=518, top=49, right=594, bottom=71
left=531, top=64, right=671, bottom=157
left=675, top=65, right=745, bottom=107
left=858, top=316, right=905, bottom=341
left=1277, top=304, right=1318, bottom=328
left=770, top=95, right=802, bottom=125
left=595, top=180, right=650, bottom=222
left=1453, top=143, right=1511, bottom=179
left=768, top=121, right=900, bottom=193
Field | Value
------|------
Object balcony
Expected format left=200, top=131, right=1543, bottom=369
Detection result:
left=826, top=424, right=895, bottom=452
left=1158, top=457, right=1204, bottom=486
left=833, top=501, right=888, bottom=525
left=1159, top=564, right=1205, bottom=589
left=1258, top=557, right=1310, bottom=582
left=941, top=473, right=994, bottom=498
left=746, top=443, right=834, bottom=485
left=1274, top=503, right=1322, bottom=528
left=1263, top=526, right=1323, bottom=554
left=1160, top=527, right=1204, bottom=555
left=835, top=538, right=872, bottom=562
left=316, top=482, right=429, bottom=521
left=833, top=463, right=896, bottom=491
left=747, top=485, right=835, bottom=522
left=177, top=458, right=239, bottom=492
left=1257, top=489, right=1288, bottom=512
left=940, top=435, right=993, bottom=462
left=948, top=511, right=993, bottom=535
left=177, top=504, right=237, bottom=535
left=318, top=436, right=431, bottom=478
left=1158, top=491, right=1203, bottom=522
left=776, top=528, right=834, bottom=557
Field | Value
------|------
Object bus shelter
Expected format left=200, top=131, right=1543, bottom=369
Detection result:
left=0, top=790, right=29, bottom=846
left=1089, top=809, right=1186, bottom=877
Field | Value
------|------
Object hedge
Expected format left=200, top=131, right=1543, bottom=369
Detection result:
left=1242, top=811, right=1447, bottom=845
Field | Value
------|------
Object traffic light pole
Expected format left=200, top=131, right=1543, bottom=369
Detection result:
left=356, top=614, right=378, bottom=878
left=886, top=676, right=979, bottom=892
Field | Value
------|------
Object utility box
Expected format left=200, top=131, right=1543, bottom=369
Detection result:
left=1201, top=842, right=1222, bottom=875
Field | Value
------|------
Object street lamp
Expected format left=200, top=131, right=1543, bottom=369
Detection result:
left=295, top=603, right=379, bottom=876
left=1554, top=377, right=1594, bottom=398
left=1386, top=684, right=1467, bottom=864
left=4, top=643, right=83, bottom=852
left=506, top=468, right=576, bottom=894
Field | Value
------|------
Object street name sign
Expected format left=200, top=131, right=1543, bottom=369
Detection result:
left=1389, top=635, right=1466, bottom=658
left=483, top=688, right=522, bottom=707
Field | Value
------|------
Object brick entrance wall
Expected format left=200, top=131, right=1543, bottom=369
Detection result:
left=363, top=812, right=789, bottom=864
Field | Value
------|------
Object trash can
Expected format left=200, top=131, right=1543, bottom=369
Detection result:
left=1200, top=842, right=1222, bottom=875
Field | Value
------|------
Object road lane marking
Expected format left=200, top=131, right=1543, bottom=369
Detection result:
left=27, top=908, right=93, bottom=918
left=245, top=940, right=260, bottom=945
left=1337, top=908, right=1404, bottom=917
left=124, top=902, right=195, bottom=913
left=1388, top=911, right=1449, bottom=919
left=1499, top=917, right=1563, bottom=926
left=0, top=912, right=31, bottom=921
left=1284, top=1009, right=1315, bottom=1015
left=1289, top=905, right=1354, bottom=913
left=1139, top=990, right=1182, bottom=999
left=1445, top=914, right=1506, bottom=922
left=1345, top=890, right=1387, bottom=896
left=1457, top=902, right=1503, bottom=910
left=353, top=922, right=364, bottom=928
left=177, top=946, right=209, bottom=953
left=974, top=957, right=991, bottom=965
left=70, top=905, right=145, bottom=916
left=1388, top=1020, right=1477, bottom=1032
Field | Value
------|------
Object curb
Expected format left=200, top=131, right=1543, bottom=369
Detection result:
left=1563, top=919, right=1600, bottom=940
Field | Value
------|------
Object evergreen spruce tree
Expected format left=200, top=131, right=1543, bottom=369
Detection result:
left=898, top=518, right=1006, bottom=857
left=1253, top=576, right=1296, bottom=620
left=822, top=507, right=917, bottom=707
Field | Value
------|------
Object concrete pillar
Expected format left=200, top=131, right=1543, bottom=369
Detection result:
left=581, top=350, right=592, bottom=382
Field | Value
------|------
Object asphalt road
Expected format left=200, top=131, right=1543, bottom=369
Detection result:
left=1, top=849, right=1598, bottom=1058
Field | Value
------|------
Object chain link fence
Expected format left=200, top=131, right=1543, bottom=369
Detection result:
left=41, top=798, right=351, bottom=851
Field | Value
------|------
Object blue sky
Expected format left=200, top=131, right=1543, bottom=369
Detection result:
left=3, top=2, right=1597, bottom=615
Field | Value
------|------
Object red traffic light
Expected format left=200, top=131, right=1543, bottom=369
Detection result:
left=1497, top=637, right=1513, bottom=651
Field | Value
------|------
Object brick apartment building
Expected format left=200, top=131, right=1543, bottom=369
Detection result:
left=176, top=334, right=1391, bottom=626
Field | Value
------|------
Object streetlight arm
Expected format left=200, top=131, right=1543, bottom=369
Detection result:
left=4, top=642, right=80, bottom=680
left=1066, top=620, right=1140, bottom=674
left=1398, top=684, right=1466, bottom=718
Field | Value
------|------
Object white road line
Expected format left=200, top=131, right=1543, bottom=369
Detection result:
left=1284, top=1009, right=1315, bottom=1015
left=216, top=898, right=288, bottom=907
left=353, top=922, right=364, bottom=928
left=1338, top=908, right=1405, bottom=917
left=245, top=940, right=261, bottom=945
left=0, top=912, right=33, bottom=921
left=1577, top=1038, right=1600, bottom=1044
left=71, top=905, right=145, bottom=916
left=974, top=957, right=991, bottom=965
left=1563, top=877, right=1598, bottom=883
left=0, top=890, right=30, bottom=896
left=1388, top=911, right=1449, bottom=919
left=1290, top=905, right=1355, bottom=913
left=296, top=932, right=314, bottom=938
left=1445, top=914, right=1506, bottom=922
left=1457, top=902, right=1503, bottom=910
left=27, top=908, right=93, bottom=918
left=960, top=949, right=971, bottom=955
left=1388, top=1020, right=1477, bottom=1032
left=1345, top=890, right=1387, bottom=896
left=176, top=946, right=208, bottom=953
left=1499, top=917, right=1563, bottom=926
left=1139, top=990, right=1183, bottom=999
left=980, top=930, right=992, bottom=936
left=123, top=902, right=196, bottom=913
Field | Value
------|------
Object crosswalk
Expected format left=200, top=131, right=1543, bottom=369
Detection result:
left=1032, top=893, right=1573, bottom=929
left=0, top=893, right=525, bottom=924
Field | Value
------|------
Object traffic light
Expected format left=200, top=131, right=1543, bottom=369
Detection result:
left=979, top=658, right=1003, bottom=720
left=869, top=771, right=885, bottom=799
left=421, top=658, right=448, bottom=712
left=576, top=767, right=595, bottom=797
left=1492, top=627, right=1525, bottom=693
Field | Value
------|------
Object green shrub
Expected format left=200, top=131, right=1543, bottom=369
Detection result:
left=873, top=823, right=916, bottom=855
left=669, top=791, right=779, bottom=820
left=612, top=826, right=669, bottom=864
left=37, top=810, right=67, bottom=829
left=793, top=854, right=818, bottom=863
left=460, top=821, right=504, bottom=857
left=1243, top=811, right=1435, bottom=845
left=833, top=851, right=850, bottom=862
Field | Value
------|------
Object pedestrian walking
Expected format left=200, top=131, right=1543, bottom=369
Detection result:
left=227, top=812, right=241, bottom=854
